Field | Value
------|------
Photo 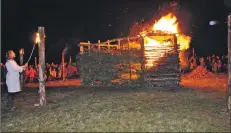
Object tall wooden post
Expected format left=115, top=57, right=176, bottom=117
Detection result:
left=140, top=36, right=145, bottom=84
left=227, top=14, right=231, bottom=110
left=35, top=57, right=37, bottom=66
left=19, top=48, right=24, bottom=89
left=38, top=27, right=46, bottom=106
left=62, top=52, right=65, bottom=81
left=98, top=40, right=101, bottom=50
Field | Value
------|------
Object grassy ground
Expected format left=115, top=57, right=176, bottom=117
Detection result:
left=1, top=85, right=230, bottom=132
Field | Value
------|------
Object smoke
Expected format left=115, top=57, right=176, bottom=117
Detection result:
left=62, top=44, right=69, bottom=56
left=224, top=0, right=231, bottom=7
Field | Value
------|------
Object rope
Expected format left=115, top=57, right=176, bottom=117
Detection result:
left=26, top=43, right=36, bottom=64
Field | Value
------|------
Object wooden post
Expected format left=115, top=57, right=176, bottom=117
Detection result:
left=80, top=45, right=84, bottom=54
left=62, top=52, right=65, bottom=81
left=140, top=37, right=145, bottom=84
left=173, top=35, right=178, bottom=53
left=227, top=14, right=231, bottom=111
left=128, top=38, right=130, bottom=49
left=19, top=48, right=24, bottom=89
left=38, top=27, right=46, bottom=106
left=192, top=48, right=195, bottom=57
left=69, top=56, right=72, bottom=64
left=118, top=39, right=121, bottom=50
left=35, top=57, right=37, bottom=66
left=173, top=34, right=180, bottom=86
left=88, top=41, right=91, bottom=50
left=98, top=40, right=101, bottom=50
left=75, top=54, right=78, bottom=74
left=107, top=40, right=110, bottom=50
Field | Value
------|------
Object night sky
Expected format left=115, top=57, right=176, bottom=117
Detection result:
left=2, top=0, right=230, bottom=64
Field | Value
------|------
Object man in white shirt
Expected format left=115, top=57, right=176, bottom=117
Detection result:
left=5, top=50, right=28, bottom=111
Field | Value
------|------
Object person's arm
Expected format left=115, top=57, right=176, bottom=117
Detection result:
left=6, top=61, right=23, bottom=73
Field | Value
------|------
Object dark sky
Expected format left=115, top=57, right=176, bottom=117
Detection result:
left=2, top=0, right=230, bottom=64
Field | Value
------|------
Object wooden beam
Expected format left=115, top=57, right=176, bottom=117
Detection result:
left=38, top=26, right=46, bottom=106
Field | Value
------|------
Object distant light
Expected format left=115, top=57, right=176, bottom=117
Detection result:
left=209, top=20, right=219, bottom=26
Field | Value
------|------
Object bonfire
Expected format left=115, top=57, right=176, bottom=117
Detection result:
left=140, top=13, right=191, bottom=69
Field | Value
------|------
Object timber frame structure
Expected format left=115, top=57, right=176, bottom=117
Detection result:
left=78, top=32, right=180, bottom=89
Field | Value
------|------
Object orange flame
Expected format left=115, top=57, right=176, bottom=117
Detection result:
left=153, top=13, right=178, bottom=34
left=151, top=13, right=191, bottom=51
left=143, top=13, right=191, bottom=68
left=35, top=33, right=40, bottom=44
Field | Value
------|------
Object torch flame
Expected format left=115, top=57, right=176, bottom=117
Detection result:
left=35, top=33, right=40, bottom=44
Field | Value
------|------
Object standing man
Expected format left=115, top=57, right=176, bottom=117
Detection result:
left=5, top=50, right=28, bottom=111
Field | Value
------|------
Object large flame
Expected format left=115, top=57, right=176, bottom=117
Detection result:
left=153, top=13, right=178, bottom=34
left=152, top=13, right=191, bottom=51
left=143, top=13, right=191, bottom=68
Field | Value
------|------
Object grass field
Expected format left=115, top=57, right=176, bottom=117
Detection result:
left=1, top=84, right=230, bottom=132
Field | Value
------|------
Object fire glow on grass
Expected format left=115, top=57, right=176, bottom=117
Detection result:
left=143, top=13, right=191, bottom=68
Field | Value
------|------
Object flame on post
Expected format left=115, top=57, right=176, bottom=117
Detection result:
left=35, top=33, right=41, bottom=44
left=19, top=48, right=24, bottom=55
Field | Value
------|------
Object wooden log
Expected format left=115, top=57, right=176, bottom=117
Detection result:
left=38, top=27, right=46, bottom=106
left=19, top=48, right=24, bottom=89
left=146, top=73, right=180, bottom=77
left=145, top=77, right=179, bottom=81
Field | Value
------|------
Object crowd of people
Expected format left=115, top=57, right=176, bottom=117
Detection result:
left=185, top=54, right=228, bottom=73
left=1, top=62, right=78, bottom=84
left=1, top=54, right=229, bottom=84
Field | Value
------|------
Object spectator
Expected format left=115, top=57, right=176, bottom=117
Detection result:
left=29, top=66, right=36, bottom=83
